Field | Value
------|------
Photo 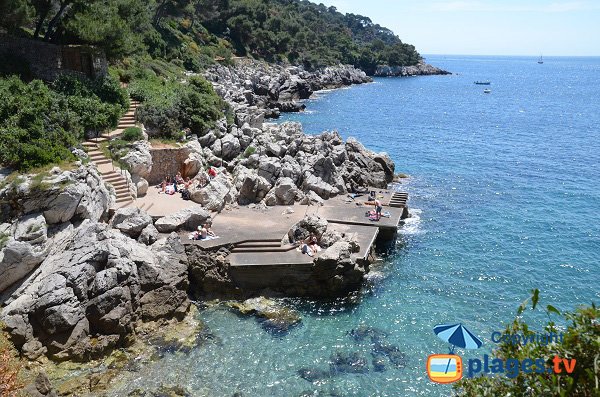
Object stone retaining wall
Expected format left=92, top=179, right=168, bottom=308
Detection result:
left=147, top=147, right=190, bottom=185
left=0, top=34, right=107, bottom=81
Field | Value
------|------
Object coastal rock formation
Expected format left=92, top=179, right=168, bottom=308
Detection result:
left=227, top=297, right=302, bottom=333
left=205, top=59, right=371, bottom=121
left=109, top=207, right=153, bottom=239
left=0, top=222, right=189, bottom=361
left=374, top=60, right=450, bottom=77
left=0, top=164, right=111, bottom=225
left=0, top=165, right=111, bottom=293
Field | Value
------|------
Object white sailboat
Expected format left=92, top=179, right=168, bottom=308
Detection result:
left=538, top=55, right=544, bottom=64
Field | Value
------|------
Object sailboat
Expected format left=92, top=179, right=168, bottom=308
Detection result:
left=538, top=55, right=544, bottom=64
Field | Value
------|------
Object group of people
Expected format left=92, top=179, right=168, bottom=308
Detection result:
left=191, top=223, right=217, bottom=240
left=300, top=233, right=321, bottom=257
left=158, top=167, right=219, bottom=199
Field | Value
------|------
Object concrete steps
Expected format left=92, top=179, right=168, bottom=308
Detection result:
left=388, top=192, right=408, bottom=208
left=231, top=239, right=296, bottom=253
left=81, top=99, right=142, bottom=208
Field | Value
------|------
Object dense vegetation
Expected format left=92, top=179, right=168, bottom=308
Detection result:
left=0, top=75, right=127, bottom=170
left=455, top=290, right=600, bottom=397
left=1, top=0, right=420, bottom=72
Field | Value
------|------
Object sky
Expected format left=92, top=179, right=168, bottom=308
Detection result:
left=315, top=0, right=600, bottom=56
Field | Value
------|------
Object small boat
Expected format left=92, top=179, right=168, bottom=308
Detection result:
left=483, top=89, right=491, bottom=94
left=474, top=81, right=491, bottom=85
left=538, top=55, right=544, bottom=64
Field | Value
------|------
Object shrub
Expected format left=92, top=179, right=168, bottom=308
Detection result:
left=454, top=290, right=600, bottom=397
left=0, top=75, right=127, bottom=170
left=121, top=127, right=143, bottom=142
left=132, top=74, right=224, bottom=139
left=243, top=146, right=256, bottom=158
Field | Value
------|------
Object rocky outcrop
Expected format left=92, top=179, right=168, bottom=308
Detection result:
left=189, top=173, right=234, bottom=211
left=0, top=165, right=111, bottom=293
left=374, top=61, right=450, bottom=77
left=0, top=164, right=111, bottom=225
left=154, top=207, right=211, bottom=233
left=0, top=222, right=190, bottom=361
left=205, top=59, right=371, bottom=121
left=109, top=207, right=153, bottom=239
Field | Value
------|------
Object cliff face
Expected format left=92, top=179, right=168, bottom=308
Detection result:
left=374, top=61, right=450, bottom=77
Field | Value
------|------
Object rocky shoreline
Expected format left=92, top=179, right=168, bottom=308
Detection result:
left=0, top=60, right=417, bottom=395
left=374, top=60, right=451, bottom=77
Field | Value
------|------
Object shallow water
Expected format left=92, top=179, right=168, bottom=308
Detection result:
left=110, top=55, right=600, bottom=396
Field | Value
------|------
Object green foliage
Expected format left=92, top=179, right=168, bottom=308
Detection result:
left=0, top=74, right=127, bottom=170
left=196, top=0, right=421, bottom=72
left=454, top=292, right=600, bottom=397
left=131, top=73, right=225, bottom=139
left=121, top=127, right=143, bottom=141
left=4, top=0, right=418, bottom=74
left=0, top=232, right=9, bottom=250
left=243, top=146, right=256, bottom=158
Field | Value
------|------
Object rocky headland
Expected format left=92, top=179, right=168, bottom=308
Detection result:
left=374, top=60, right=451, bottom=77
left=0, top=60, right=418, bottom=394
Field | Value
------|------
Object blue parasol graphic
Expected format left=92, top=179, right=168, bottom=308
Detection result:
left=433, top=323, right=483, bottom=374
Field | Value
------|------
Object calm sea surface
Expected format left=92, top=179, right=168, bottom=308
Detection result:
left=111, top=56, right=600, bottom=396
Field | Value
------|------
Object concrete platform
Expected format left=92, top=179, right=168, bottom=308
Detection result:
left=183, top=187, right=407, bottom=270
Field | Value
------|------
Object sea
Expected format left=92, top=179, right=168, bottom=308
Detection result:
left=109, top=55, right=600, bottom=396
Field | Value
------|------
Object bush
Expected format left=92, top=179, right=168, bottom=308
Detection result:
left=121, top=127, right=143, bottom=142
left=243, top=146, right=256, bottom=158
left=132, top=74, right=224, bottom=139
left=0, top=324, right=23, bottom=396
left=454, top=290, right=600, bottom=397
left=0, top=74, right=128, bottom=170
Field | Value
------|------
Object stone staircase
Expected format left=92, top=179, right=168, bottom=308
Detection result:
left=230, top=239, right=297, bottom=253
left=82, top=100, right=141, bottom=208
left=388, top=192, right=408, bottom=208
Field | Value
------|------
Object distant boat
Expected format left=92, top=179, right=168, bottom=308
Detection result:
left=483, top=89, right=491, bottom=94
left=538, top=55, right=544, bottom=64
left=474, top=81, right=491, bottom=85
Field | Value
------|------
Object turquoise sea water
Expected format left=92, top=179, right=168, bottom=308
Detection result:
left=112, top=56, right=600, bottom=396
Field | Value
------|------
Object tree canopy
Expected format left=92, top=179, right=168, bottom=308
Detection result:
left=1, top=0, right=421, bottom=72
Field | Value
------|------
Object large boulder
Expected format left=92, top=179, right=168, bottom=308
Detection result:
left=109, top=207, right=153, bottom=238
left=190, top=174, right=233, bottom=211
left=154, top=207, right=211, bottom=233
left=237, top=173, right=272, bottom=205
left=284, top=215, right=328, bottom=244
left=119, top=141, right=152, bottom=179
left=220, top=134, right=241, bottom=161
left=0, top=222, right=189, bottom=361
left=264, top=177, right=302, bottom=206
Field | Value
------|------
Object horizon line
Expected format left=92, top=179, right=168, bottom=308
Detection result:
left=422, top=53, right=600, bottom=57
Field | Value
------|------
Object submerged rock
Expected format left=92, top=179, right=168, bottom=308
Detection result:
left=297, top=367, right=332, bottom=382
left=329, top=351, right=369, bottom=375
left=227, top=297, right=302, bottom=334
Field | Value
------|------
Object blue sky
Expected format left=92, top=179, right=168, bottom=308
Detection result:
left=316, top=0, right=600, bottom=56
